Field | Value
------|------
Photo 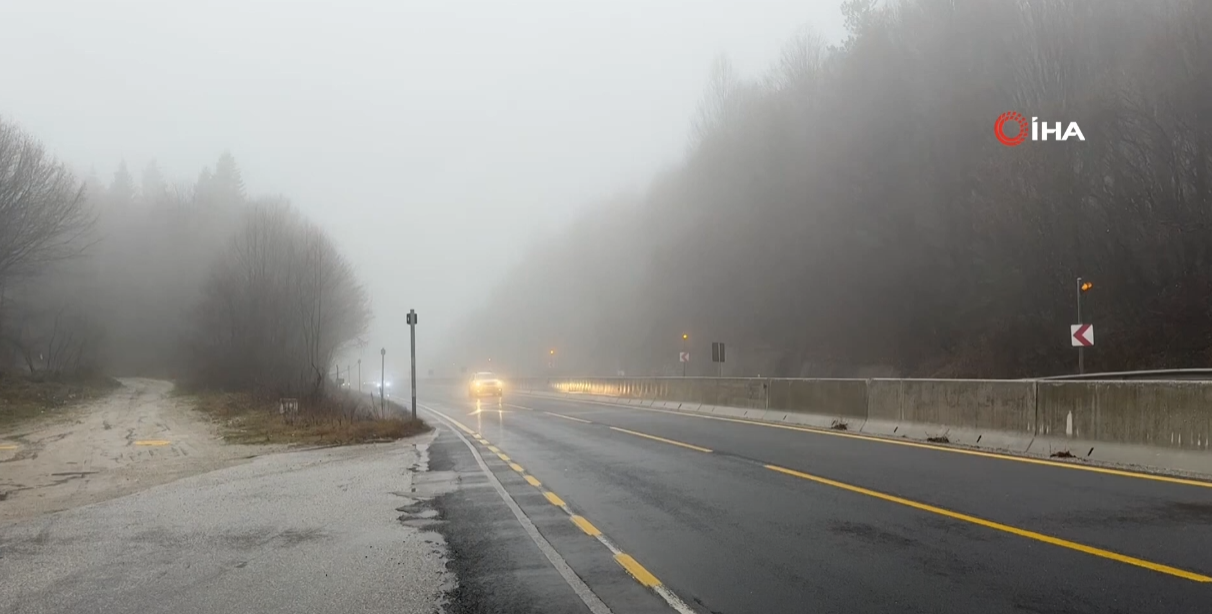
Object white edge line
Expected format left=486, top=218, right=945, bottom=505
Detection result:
left=418, top=403, right=614, bottom=614
left=427, top=399, right=697, bottom=614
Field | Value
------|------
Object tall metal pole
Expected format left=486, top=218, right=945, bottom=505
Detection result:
left=380, top=348, right=386, bottom=413
left=682, top=335, right=687, bottom=377
left=358, top=359, right=362, bottom=393
left=409, top=309, right=418, bottom=421
left=1076, top=277, right=1084, bottom=375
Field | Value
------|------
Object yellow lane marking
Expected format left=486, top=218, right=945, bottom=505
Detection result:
left=449, top=420, right=476, bottom=435
left=487, top=445, right=501, bottom=454
left=545, top=411, right=592, bottom=424
left=498, top=453, right=511, bottom=462
left=609, top=426, right=712, bottom=453
left=766, top=464, right=1212, bottom=582
left=133, top=440, right=171, bottom=446
left=0, top=444, right=19, bottom=450
left=544, top=491, right=566, bottom=507
left=614, top=553, right=661, bottom=587
left=571, top=515, right=602, bottom=536
left=550, top=396, right=1212, bottom=489
left=525, top=475, right=542, bottom=487
left=509, top=462, right=525, bottom=473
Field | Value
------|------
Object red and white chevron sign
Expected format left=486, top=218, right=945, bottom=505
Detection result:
left=1070, top=324, right=1094, bottom=347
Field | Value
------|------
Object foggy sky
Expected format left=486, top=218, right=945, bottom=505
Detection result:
left=1, top=0, right=845, bottom=379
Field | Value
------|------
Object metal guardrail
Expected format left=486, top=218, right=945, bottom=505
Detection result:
left=1036, top=368, right=1212, bottom=381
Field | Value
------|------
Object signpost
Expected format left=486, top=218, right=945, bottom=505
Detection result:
left=711, top=342, right=726, bottom=377
left=407, top=309, right=418, bottom=420
left=679, top=352, right=690, bottom=363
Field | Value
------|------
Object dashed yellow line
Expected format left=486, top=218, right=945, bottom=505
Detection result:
left=487, top=445, right=501, bottom=454
left=614, top=553, right=661, bottom=587
left=133, top=440, right=171, bottom=447
left=571, top=515, right=601, bottom=536
left=498, top=453, right=511, bottom=462
left=0, top=444, right=19, bottom=450
left=609, top=427, right=712, bottom=453
left=423, top=403, right=685, bottom=607
left=766, top=464, right=1212, bottom=583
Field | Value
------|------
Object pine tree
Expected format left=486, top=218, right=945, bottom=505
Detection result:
left=212, top=151, right=246, bottom=204
left=141, top=160, right=166, bottom=205
left=109, top=161, right=135, bottom=209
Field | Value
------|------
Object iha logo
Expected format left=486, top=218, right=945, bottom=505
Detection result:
left=995, top=112, right=1085, bottom=147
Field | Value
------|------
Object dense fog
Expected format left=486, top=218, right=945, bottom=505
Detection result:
left=441, top=0, right=1212, bottom=379
left=5, top=0, right=1212, bottom=387
left=0, top=130, right=368, bottom=396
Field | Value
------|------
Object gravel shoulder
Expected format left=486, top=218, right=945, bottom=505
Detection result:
left=0, top=378, right=288, bottom=525
left=0, top=432, right=451, bottom=614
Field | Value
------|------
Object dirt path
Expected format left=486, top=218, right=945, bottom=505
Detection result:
left=0, top=378, right=285, bottom=524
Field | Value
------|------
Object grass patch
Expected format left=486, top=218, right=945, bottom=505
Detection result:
left=0, top=372, right=122, bottom=430
left=187, top=390, right=429, bottom=446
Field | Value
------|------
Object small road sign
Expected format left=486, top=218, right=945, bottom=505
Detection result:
left=711, top=342, right=726, bottom=363
left=1071, top=324, right=1094, bottom=347
left=679, top=352, right=690, bottom=363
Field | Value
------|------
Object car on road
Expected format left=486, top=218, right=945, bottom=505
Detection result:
left=468, top=372, right=504, bottom=398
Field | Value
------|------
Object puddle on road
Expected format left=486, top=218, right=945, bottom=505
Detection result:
left=395, top=441, right=459, bottom=530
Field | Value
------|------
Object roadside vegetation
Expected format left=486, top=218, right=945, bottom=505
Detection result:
left=182, top=388, right=428, bottom=446
left=0, top=372, right=121, bottom=430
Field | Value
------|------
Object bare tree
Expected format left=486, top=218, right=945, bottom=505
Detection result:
left=0, top=118, right=93, bottom=283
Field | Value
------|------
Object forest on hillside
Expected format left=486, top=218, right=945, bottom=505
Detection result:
left=440, top=0, right=1212, bottom=379
left=0, top=119, right=369, bottom=397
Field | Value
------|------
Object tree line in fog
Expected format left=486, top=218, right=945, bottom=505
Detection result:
left=443, top=0, right=1212, bottom=379
left=0, top=119, right=369, bottom=396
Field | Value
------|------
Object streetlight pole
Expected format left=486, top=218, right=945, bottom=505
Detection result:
left=380, top=348, right=386, bottom=413
left=682, top=334, right=689, bottom=377
left=358, top=359, right=361, bottom=393
left=1076, top=277, right=1085, bottom=375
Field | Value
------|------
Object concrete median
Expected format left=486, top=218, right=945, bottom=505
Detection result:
left=1031, top=381, right=1212, bottom=474
left=521, top=376, right=1212, bottom=476
left=861, top=379, right=1037, bottom=453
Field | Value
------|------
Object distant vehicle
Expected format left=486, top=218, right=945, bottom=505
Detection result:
left=468, top=372, right=503, bottom=398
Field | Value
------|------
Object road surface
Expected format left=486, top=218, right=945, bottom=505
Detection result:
left=419, top=387, right=1212, bottom=614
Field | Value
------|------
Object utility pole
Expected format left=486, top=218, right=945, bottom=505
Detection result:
left=380, top=348, right=386, bottom=413
left=358, top=359, right=362, bottom=392
left=407, top=309, right=418, bottom=420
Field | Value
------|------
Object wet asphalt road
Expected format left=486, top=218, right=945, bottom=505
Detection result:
left=420, top=388, right=1212, bottom=614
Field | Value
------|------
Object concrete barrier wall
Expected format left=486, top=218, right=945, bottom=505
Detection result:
left=529, top=376, right=1212, bottom=474
left=871, top=379, right=1037, bottom=452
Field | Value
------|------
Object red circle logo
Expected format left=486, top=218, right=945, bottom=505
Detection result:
left=995, top=112, right=1028, bottom=147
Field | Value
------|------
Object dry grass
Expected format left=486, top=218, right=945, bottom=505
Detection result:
left=0, top=372, right=122, bottom=430
left=187, top=390, right=429, bottom=446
